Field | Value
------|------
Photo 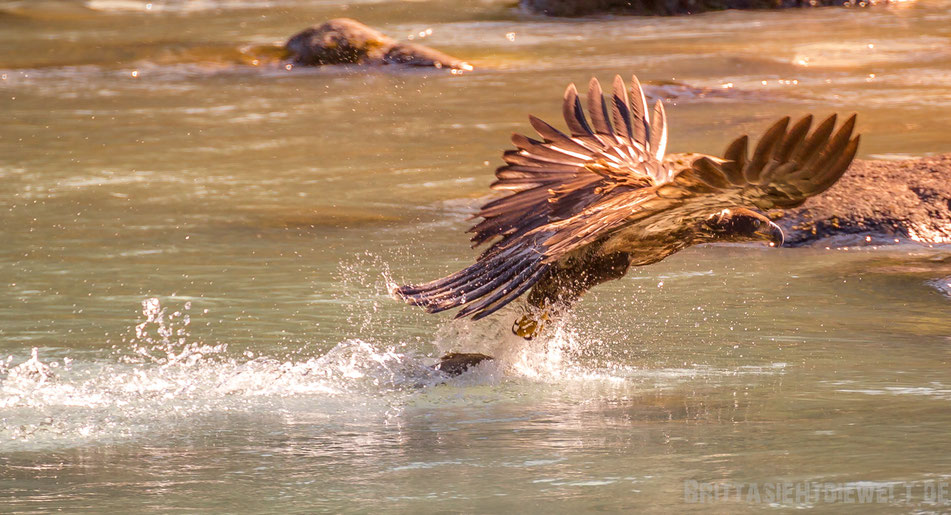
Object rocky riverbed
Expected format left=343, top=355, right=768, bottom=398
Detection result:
left=777, top=154, right=951, bottom=246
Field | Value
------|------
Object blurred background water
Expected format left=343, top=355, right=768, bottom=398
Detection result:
left=2, top=0, right=951, bottom=510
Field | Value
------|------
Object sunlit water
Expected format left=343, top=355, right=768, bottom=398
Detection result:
left=2, top=0, right=951, bottom=511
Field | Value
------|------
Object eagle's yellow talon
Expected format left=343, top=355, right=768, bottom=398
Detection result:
left=513, top=312, right=549, bottom=340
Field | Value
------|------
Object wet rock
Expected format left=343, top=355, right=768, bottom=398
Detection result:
left=929, top=276, right=951, bottom=299
left=522, top=0, right=886, bottom=16
left=285, top=18, right=471, bottom=70
left=774, top=154, right=951, bottom=246
left=434, top=353, right=493, bottom=376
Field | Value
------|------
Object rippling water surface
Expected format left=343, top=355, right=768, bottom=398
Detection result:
left=2, top=0, right=951, bottom=511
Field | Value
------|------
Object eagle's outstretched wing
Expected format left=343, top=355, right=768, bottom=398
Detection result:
left=664, top=114, right=859, bottom=209
left=394, top=75, right=860, bottom=320
left=542, top=113, right=860, bottom=259
left=395, top=75, right=669, bottom=319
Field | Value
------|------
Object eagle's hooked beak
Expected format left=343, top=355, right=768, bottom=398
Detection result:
left=758, top=220, right=785, bottom=248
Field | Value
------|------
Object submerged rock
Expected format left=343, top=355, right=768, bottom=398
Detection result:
left=285, top=18, right=471, bottom=70
left=522, top=0, right=889, bottom=16
left=434, top=353, right=493, bottom=376
left=775, top=154, right=951, bottom=246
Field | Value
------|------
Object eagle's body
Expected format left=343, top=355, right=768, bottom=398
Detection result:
left=394, top=74, right=859, bottom=338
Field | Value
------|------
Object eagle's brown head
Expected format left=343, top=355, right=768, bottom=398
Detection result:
left=698, top=208, right=784, bottom=247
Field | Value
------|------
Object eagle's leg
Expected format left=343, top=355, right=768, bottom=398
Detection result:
left=513, top=252, right=631, bottom=339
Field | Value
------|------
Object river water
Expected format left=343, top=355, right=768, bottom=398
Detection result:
left=2, top=0, right=951, bottom=511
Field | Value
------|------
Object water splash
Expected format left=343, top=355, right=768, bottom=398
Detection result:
left=123, top=297, right=227, bottom=366
left=0, top=283, right=786, bottom=450
left=0, top=297, right=445, bottom=449
left=4, top=348, right=55, bottom=387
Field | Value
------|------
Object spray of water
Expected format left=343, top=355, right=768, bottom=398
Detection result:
left=0, top=253, right=788, bottom=449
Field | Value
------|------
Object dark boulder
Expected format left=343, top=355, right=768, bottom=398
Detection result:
left=522, top=0, right=884, bottom=17
left=775, top=154, right=951, bottom=246
left=285, top=18, right=471, bottom=70
left=434, top=353, right=493, bottom=375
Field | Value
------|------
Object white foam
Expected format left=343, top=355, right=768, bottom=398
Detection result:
left=0, top=297, right=785, bottom=450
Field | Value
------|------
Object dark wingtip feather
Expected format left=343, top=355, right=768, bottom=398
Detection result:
left=721, top=134, right=749, bottom=185
left=587, top=77, right=615, bottom=140
left=562, top=82, right=595, bottom=139
left=744, top=116, right=790, bottom=183
left=775, top=114, right=813, bottom=163
left=610, top=74, right=634, bottom=145
left=806, top=133, right=860, bottom=195
left=792, top=114, right=838, bottom=168
left=628, top=74, right=650, bottom=145
left=839, top=114, right=858, bottom=139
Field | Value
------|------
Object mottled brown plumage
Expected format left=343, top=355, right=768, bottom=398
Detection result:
left=393, top=74, right=859, bottom=330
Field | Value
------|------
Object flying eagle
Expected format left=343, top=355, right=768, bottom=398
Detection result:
left=394, top=74, right=859, bottom=339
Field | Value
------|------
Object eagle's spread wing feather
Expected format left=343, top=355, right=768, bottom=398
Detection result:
left=394, top=75, right=860, bottom=320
